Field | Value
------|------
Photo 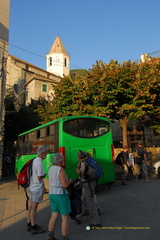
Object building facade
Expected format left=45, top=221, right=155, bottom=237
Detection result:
left=0, top=0, right=10, bottom=179
left=6, top=36, right=69, bottom=105
left=6, top=54, right=61, bottom=104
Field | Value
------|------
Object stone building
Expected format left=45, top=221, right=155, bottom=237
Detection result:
left=6, top=54, right=61, bottom=104
left=6, top=36, right=69, bottom=104
left=0, top=0, right=10, bottom=178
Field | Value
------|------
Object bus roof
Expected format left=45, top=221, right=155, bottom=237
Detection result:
left=18, top=116, right=110, bottom=136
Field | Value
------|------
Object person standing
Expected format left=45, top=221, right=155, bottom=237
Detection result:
left=121, top=146, right=130, bottom=185
left=74, top=151, right=101, bottom=227
left=27, top=146, right=47, bottom=234
left=47, top=153, right=73, bottom=240
left=133, top=141, right=150, bottom=183
left=75, top=152, right=101, bottom=217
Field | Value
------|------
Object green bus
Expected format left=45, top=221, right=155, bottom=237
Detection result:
left=15, top=116, right=115, bottom=184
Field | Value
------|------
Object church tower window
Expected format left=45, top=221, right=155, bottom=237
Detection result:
left=64, top=58, right=67, bottom=67
left=49, top=57, right=52, bottom=66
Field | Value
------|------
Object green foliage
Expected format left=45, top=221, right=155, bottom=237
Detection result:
left=36, top=59, right=160, bottom=134
left=4, top=96, right=48, bottom=141
left=70, top=69, right=87, bottom=77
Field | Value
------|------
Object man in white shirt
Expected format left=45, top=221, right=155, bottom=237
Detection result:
left=27, top=146, right=47, bottom=234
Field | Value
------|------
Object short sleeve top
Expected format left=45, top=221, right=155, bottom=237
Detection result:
left=29, top=157, right=45, bottom=191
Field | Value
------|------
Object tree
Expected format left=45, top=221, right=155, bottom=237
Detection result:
left=84, top=60, right=139, bottom=146
left=4, top=96, right=48, bottom=141
left=132, top=58, right=160, bottom=133
left=36, top=59, right=160, bottom=145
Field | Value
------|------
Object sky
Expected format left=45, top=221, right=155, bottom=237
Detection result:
left=8, top=0, right=160, bottom=70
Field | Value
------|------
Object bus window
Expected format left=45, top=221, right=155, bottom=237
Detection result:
left=46, top=126, right=50, bottom=136
left=17, top=136, right=23, bottom=157
left=29, top=132, right=36, bottom=142
left=28, top=132, right=36, bottom=153
left=50, top=125, right=55, bottom=135
left=63, top=118, right=110, bottom=138
left=46, top=124, right=56, bottom=152
left=37, top=130, right=40, bottom=139
left=23, top=134, right=29, bottom=154
left=40, top=128, right=46, bottom=138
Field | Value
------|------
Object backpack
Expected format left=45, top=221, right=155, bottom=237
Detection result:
left=83, top=157, right=103, bottom=181
left=17, top=158, right=35, bottom=189
left=115, top=152, right=123, bottom=166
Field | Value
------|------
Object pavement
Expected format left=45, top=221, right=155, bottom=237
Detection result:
left=0, top=173, right=160, bottom=240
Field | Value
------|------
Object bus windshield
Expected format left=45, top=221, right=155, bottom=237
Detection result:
left=63, top=118, right=110, bottom=138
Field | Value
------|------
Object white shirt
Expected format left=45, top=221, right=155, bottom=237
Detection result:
left=29, top=157, right=45, bottom=192
left=48, top=166, right=67, bottom=194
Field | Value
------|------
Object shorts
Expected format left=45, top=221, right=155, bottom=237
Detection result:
left=121, top=164, right=128, bottom=174
left=29, top=189, right=44, bottom=202
left=134, top=160, right=148, bottom=175
left=49, top=194, right=71, bottom=215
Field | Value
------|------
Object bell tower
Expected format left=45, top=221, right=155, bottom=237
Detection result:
left=46, top=36, right=70, bottom=77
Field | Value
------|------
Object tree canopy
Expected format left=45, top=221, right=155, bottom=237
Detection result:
left=36, top=58, right=160, bottom=145
left=4, top=96, right=48, bottom=141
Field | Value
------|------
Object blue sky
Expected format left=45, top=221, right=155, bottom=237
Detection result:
left=9, top=0, right=160, bottom=70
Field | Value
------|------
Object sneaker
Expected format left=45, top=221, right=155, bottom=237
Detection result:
left=82, top=208, right=101, bottom=216
left=73, top=217, right=81, bottom=225
left=27, top=225, right=31, bottom=232
left=82, top=209, right=89, bottom=216
left=122, top=181, right=127, bottom=186
left=31, top=225, right=46, bottom=235
left=89, top=224, right=102, bottom=229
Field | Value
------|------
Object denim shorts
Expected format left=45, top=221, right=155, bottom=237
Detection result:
left=134, top=160, right=148, bottom=175
left=49, top=194, right=71, bottom=215
left=29, top=189, right=44, bottom=202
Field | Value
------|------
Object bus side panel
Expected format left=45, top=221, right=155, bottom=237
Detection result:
left=61, top=131, right=115, bottom=184
left=59, top=135, right=79, bottom=180
left=15, top=154, right=53, bottom=179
